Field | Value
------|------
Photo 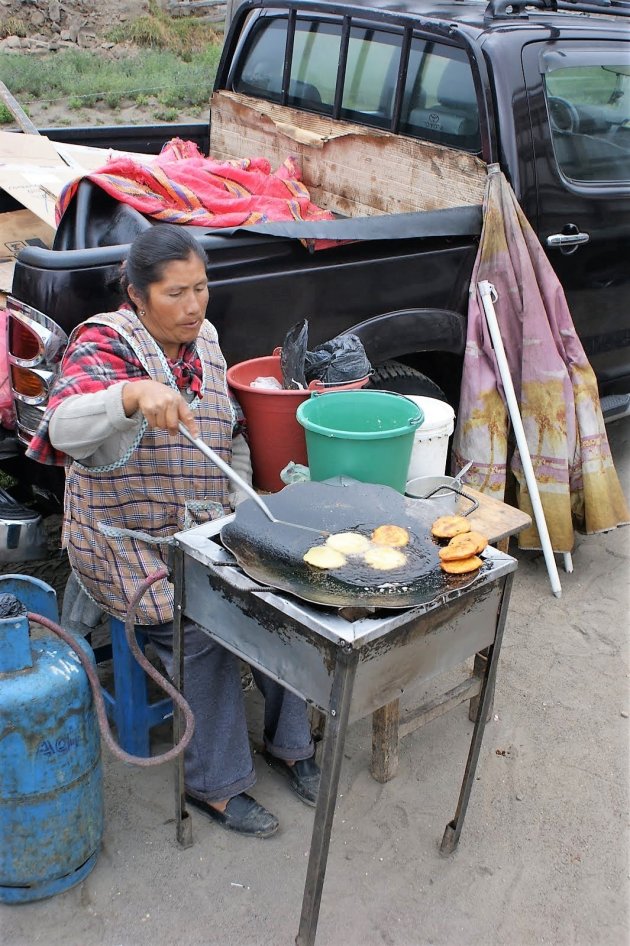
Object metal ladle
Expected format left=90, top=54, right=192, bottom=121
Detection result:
left=178, top=423, right=327, bottom=537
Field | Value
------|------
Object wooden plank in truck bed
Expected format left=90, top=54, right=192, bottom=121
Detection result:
left=210, top=91, right=487, bottom=218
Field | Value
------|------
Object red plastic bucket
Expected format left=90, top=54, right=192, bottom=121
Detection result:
left=227, top=354, right=369, bottom=492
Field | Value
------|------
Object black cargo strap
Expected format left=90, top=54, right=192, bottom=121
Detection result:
left=212, top=204, right=483, bottom=242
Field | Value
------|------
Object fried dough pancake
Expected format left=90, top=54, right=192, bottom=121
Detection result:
left=440, top=555, right=483, bottom=574
left=371, top=524, right=410, bottom=547
left=303, top=546, right=347, bottom=570
left=325, top=532, right=372, bottom=555
left=363, top=546, right=407, bottom=571
left=431, top=515, right=471, bottom=539
left=438, top=534, right=480, bottom=561
left=447, top=530, right=488, bottom=555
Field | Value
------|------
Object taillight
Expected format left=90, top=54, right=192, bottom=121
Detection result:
left=5, top=298, right=68, bottom=441
left=10, top=365, right=51, bottom=403
left=8, top=317, right=42, bottom=363
left=6, top=299, right=68, bottom=368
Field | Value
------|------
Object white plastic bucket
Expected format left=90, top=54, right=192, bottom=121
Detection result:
left=404, top=396, right=455, bottom=481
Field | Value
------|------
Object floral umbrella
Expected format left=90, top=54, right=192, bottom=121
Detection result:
left=451, top=165, right=629, bottom=551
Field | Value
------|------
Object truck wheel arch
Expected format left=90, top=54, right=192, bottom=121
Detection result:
left=347, top=308, right=466, bottom=363
left=348, top=307, right=465, bottom=402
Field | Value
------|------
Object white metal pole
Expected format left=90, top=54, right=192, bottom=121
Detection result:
left=477, top=280, right=563, bottom=597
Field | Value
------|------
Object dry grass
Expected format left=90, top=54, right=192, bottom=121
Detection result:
left=0, top=16, right=28, bottom=38
left=106, top=0, right=220, bottom=58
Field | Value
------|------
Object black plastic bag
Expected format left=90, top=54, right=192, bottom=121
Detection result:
left=280, top=319, right=372, bottom=388
left=305, top=334, right=371, bottom=384
left=280, top=319, right=308, bottom=389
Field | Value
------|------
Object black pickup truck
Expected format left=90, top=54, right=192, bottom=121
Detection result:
left=2, top=0, right=629, bottom=559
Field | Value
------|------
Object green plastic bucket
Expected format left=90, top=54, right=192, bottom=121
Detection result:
left=296, top=390, right=424, bottom=493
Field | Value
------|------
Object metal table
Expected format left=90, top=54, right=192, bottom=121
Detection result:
left=171, top=516, right=517, bottom=946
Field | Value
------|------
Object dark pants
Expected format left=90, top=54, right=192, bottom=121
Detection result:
left=148, top=620, right=314, bottom=802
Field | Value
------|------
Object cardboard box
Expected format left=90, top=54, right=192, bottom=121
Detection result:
left=0, top=209, right=55, bottom=303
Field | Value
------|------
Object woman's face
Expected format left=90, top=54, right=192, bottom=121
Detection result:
left=133, top=253, right=209, bottom=358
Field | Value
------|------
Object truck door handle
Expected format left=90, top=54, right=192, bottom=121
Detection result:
left=546, top=225, right=590, bottom=253
left=546, top=231, right=589, bottom=247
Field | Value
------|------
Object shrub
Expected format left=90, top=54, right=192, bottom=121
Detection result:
left=106, top=0, right=220, bottom=56
left=0, top=17, right=28, bottom=39
left=0, top=45, right=221, bottom=121
left=153, top=106, right=179, bottom=122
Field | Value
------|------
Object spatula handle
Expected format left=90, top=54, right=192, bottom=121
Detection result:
left=178, top=423, right=277, bottom=524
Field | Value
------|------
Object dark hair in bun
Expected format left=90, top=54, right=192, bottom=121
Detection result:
left=119, top=224, right=207, bottom=305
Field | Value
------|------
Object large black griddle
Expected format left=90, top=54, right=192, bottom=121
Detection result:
left=220, top=479, right=486, bottom=609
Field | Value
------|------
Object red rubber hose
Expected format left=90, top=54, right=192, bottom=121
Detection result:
left=27, top=567, right=195, bottom=767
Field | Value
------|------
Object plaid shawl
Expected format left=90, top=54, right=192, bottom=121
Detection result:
left=27, top=309, right=204, bottom=467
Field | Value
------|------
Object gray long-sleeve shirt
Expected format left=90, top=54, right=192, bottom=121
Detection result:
left=48, top=381, right=253, bottom=506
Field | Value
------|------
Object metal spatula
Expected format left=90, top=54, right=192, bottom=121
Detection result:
left=178, top=423, right=326, bottom=537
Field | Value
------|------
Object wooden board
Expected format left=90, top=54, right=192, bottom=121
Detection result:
left=210, top=91, right=487, bottom=218
left=461, top=487, right=531, bottom=545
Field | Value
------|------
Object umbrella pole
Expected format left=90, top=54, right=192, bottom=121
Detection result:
left=477, top=280, right=562, bottom=598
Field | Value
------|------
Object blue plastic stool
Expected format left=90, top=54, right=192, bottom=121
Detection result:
left=99, top=618, right=173, bottom=757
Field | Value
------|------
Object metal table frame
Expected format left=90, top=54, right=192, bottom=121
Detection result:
left=170, top=524, right=516, bottom=946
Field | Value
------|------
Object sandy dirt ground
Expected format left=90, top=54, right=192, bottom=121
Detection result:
left=1, top=419, right=628, bottom=946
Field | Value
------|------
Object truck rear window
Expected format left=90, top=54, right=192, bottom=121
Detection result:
left=232, top=16, right=481, bottom=153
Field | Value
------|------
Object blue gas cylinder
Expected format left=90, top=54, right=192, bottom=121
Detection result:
left=0, top=579, right=103, bottom=903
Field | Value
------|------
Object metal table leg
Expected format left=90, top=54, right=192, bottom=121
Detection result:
left=468, top=537, right=509, bottom=722
left=171, top=546, right=193, bottom=849
left=296, top=646, right=359, bottom=946
left=440, top=571, right=514, bottom=855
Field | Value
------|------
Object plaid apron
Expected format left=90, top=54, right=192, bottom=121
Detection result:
left=62, top=309, right=233, bottom=624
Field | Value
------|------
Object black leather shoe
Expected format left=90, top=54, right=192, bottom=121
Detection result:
left=185, top=791, right=279, bottom=838
left=263, top=751, right=320, bottom=807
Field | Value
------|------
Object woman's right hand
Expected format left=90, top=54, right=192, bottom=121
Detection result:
left=122, top=380, right=199, bottom=437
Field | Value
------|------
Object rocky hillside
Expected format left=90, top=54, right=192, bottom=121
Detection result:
left=0, top=0, right=149, bottom=53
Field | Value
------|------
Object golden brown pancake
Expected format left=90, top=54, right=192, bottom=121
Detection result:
left=371, top=525, right=410, bottom=548
left=303, top=546, right=347, bottom=570
left=438, top=534, right=480, bottom=561
left=447, top=530, right=488, bottom=555
left=363, top=546, right=407, bottom=571
left=325, top=532, right=372, bottom=555
left=431, top=515, right=471, bottom=539
left=440, top=555, right=483, bottom=574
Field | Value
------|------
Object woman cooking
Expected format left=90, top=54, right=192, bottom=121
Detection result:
left=27, top=224, right=320, bottom=839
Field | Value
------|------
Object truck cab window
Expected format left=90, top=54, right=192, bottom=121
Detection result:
left=545, top=64, right=630, bottom=184
left=233, top=17, right=341, bottom=110
left=340, top=27, right=402, bottom=127
left=233, top=18, right=479, bottom=151
left=233, top=19, right=287, bottom=100
left=400, top=41, right=480, bottom=153
left=289, top=20, right=341, bottom=111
